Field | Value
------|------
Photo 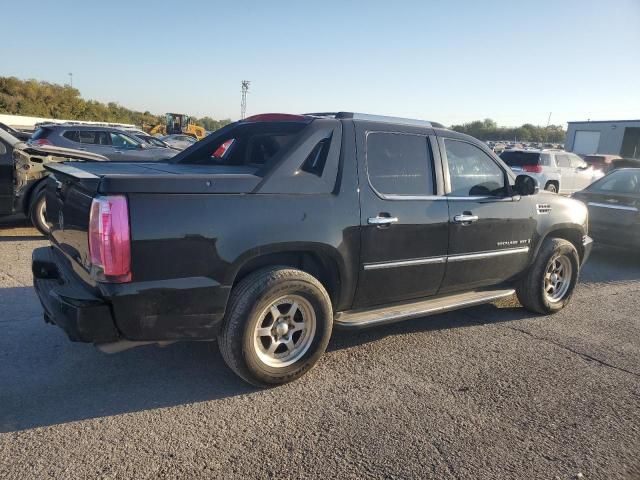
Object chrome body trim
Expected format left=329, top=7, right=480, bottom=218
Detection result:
left=363, top=246, right=529, bottom=270
left=587, top=202, right=638, bottom=212
left=364, top=256, right=447, bottom=270
left=447, top=246, right=530, bottom=262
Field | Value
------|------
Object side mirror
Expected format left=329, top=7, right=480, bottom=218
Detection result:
left=137, top=143, right=146, bottom=149
left=514, top=174, right=539, bottom=196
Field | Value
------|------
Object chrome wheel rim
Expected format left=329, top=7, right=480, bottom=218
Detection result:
left=544, top=254, right=572, bottom=302
left=253, top=295, right=316, bottom=368
left=37, top=198, right=49, bottom=232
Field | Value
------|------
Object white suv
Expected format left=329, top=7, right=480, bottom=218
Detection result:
left=500, top=149, right=604, bottom=194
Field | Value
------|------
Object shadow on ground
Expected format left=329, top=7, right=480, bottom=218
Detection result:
left=0, top=241, right=635, bottom=432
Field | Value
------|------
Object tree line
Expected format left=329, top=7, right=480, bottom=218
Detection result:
left=450, top=118, right=566, bottom=143
left=1, top=77, right=566, bottom=142
left=0, top=76, right=232, bottom=132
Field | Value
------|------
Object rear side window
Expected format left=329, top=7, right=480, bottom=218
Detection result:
left=499, top=151, right=541, bottom=167
left=63, top=130, right=80, bottom=142
left=366, top=132, right=434, bottom=196
left=555, top=154, right=570, bottom=167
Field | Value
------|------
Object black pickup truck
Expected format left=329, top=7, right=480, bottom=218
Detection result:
left=32, top=112, right=592, bottom=386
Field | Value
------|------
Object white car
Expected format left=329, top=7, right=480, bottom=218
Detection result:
left=500, top=149, right=605, bottom=194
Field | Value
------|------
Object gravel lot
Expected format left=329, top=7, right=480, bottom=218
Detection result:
left=0, top=220, right=639, bottom=479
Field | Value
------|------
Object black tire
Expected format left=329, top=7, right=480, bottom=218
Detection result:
left=29, top=189, right=50, bottom=235
left=544, top=182, right=558, bottom=194
left=218, top=267, right=333, bottom=387
left=516, top=238, right=580, bottom=314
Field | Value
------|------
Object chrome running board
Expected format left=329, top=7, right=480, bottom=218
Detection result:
left=334, top=288, right=515, bottom=329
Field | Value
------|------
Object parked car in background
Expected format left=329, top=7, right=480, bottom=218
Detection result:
left=131, top=132, right=177, bottom=150
left=29, top=124, right=177, bottom=161
left=500, top=149, right=604, bottom=194
left=34, top=112, right=592, bottom=387
left=608, top=158, right=640, bottom=172
left=1, top=127, right=108, bottom=233
left=160, top=134, right=198, bottom=150
left=573, top=168, right=640, bottom=249
left=582, top=154, right=622, bottom=172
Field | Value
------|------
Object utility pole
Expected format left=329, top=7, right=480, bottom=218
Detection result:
left=544, top=112, right=552, bottom=143
left=240, top=80, right=250, bottom=119
left=68, top=72, right=73, bottom=88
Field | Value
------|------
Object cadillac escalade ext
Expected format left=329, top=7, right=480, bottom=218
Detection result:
left=32, top=112, right=593, bottom=386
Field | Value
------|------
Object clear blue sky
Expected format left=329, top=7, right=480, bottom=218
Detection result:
left=3, top=0, right=639, bottom=127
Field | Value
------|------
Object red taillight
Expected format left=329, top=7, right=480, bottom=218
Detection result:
left=32, top=138, right=53, bottom=146
left=522, top=164, right=543, bottom=173
left=243, top=113, right=311, bottom=123
left=88, top=195, right=131, bottom=283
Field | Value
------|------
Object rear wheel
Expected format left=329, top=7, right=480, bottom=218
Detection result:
left=544, top=182, right=558, bottom=194
left=218, top=267, right=333, bottom=387
left=29, top=190, right=50, bottom=235
left=516, top=238, right=579, bottom=314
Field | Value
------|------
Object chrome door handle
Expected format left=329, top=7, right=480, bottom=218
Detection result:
left=368, top=216, right=399, bottom=225
left=453, top=214, right=479, bottom=224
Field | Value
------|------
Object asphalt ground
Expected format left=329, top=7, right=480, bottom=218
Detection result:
left=0, top=219, right=639, bottom=479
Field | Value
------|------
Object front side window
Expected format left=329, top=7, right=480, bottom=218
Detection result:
left=588, top=170, right=640, bottom=193
left=366, top=132, right=434, bottom=196
left=569, top=154, right=587, bottom=169
left=445, top=139, right=505, bottom=196
left=110, top=133, right=139, bottom=149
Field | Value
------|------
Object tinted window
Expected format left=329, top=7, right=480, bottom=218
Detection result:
left=555, top=154, right=570, bottom=167
left=588, top=170, right=640, bottom=193
left=366, top=132, right=434, bottom=196
left=110, top=132, right=138, bottom=149
left=445, top=139, right=505, bottom=196
left=63, top=130, right=80, bottom=142
left=499, top=151, right=541, bottom=167
left=181, top=123, right=307, bottom=167
left=78, top=131, right=98, bottom=144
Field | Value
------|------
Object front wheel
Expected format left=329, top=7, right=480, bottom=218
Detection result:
left=516, top=238, right=580, bottom=314
left=545, top=182, right=558, bottom=194
left=218, top=267, right=333, bottom=387
left=29, top=190, right=50, bottom=235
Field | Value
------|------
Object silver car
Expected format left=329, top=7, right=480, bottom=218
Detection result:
left=160, top=134, right=198, bottom=150
left=29, top=124, right=177, bottom=161
left=500, top=149, right=604, bottom=194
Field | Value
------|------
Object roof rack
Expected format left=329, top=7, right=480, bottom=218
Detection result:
left=304, top=112, right=443, bottom=128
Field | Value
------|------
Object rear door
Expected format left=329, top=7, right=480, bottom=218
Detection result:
left=354, top=122, right=449, bottom=308
left=554, top=153, right=574, bottom=193
left=0, top=136, right=14, bottom=215
left=439, top=136, right=536, bottom=294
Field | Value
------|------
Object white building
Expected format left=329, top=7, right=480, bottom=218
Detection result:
left=565, top=119, right=640, bottom=159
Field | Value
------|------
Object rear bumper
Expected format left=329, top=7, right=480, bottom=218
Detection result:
left=32, top=246, right=228, bottom=343
left=32, top=247, right=119, bottom=343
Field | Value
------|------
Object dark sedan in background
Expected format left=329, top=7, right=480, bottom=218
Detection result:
left=573, top=168, right=640, bottom=249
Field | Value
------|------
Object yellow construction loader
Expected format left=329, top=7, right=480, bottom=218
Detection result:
left=148, top=113, right=206, bottom=140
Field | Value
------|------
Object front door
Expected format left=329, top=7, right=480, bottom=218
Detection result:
left=354, top=124, right=449, bottom=308
left=568, top=153, right=595, bottom=191
left=0, top=137, right=14, bottom=215
left=438, top=137, right=536, bottom=294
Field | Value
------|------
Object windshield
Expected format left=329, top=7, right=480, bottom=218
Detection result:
left=499, top=151, right=541, bottom=166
